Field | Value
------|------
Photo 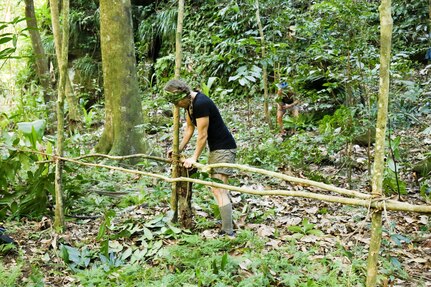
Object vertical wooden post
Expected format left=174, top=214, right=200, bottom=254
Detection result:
left=177, top=167, right=195, bottom=229
left=255, top=0, right=271, bottom=128
left=171, top=0, right=185, bottom=223
left=51, top=0, right=70, bottom=232
left=366, top=0, right=392, bottom=286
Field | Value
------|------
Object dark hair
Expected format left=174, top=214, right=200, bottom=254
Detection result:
left=164, top=79, right=191, bottom=94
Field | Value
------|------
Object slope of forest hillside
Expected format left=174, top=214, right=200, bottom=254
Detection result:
left=0, top=0, right=430, bottom=286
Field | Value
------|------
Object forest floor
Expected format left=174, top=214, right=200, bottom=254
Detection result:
left=1, top=99, right=431, bottom=286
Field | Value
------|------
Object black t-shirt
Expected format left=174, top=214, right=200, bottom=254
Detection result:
left=188, top=92, right=237, bottom=151
left=279, top=90, right=295, bottom=105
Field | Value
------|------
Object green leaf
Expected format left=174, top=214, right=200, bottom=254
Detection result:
left=167, top=223, right=182, bottom=234
left=97, top=223, right=106, bottom=241
left=221, top=253, right=228, bottom=271
left=212, top=259, right=219, bottom=274
left=17, top=120, right=46, bottom=138
left=0, top=37, right=12, bottom=45
left=239, top=77, right=248, bottom=86
left=121, top=247, right=133, bottom=261
left=144, top=214, right=164, bottom=228
left=143, top=227, right=154, bottom=240
left=308, top=229, right=324, bottom=236
left=130, top=249, right=147, bottom=263
left=390, top=256, right=402, bottom=269
left=61, top=245, right=81, bottom=265
left=287, top=226, right=303, bottom=234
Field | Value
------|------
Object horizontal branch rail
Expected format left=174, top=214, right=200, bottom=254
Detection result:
left=4, top=146, right=429, bottom=214
left=56, top=156, right=431, bottom=214
left=71, top=153, right=371, bottom=199
left=194, top=162, right=372, bottom=200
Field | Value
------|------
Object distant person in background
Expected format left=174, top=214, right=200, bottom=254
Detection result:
left=276, top=82, right=299, bottom=135
left=164, top=79, right=237, bottom=237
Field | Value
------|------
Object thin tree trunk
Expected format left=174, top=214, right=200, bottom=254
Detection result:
left=49, top=0, right=80, bottom=122
left=24, top=0, right=51, bottom=103
left=171, top=0, right=189, bottom=225
left=255, top=0, right=271, bottom=127
left=52, top=0, right=70, bottom=232
left=96, top=0, right=147, bottom=157
left=366, top=0, right=392, bottom=286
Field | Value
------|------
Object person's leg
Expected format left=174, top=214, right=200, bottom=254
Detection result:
left=211, top=173, right=234, bottom=235
left=211, top=173, right=230, bottom=205
left=292, top=106, right=299, bottom=118
left=276, top=103, right=286, bottom=134
left=208, top=150, right=236, bottom=235
left=288, top=106, right=300, bottom=135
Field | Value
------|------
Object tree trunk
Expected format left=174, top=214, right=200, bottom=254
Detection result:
left=177, top=166, right=195, bottom=228
left=366, top=0, right=393, bottom=286
left=96, top=0, right=147, bottom=157
left=255, top=0, right=271, bottom=127
left=51, top=0, right=70, bottom=233
left=170, top=0, right=186, bottom=223
left=24, top=0, right=51, bottom=103
left=49, top=0, right=81, bottom=122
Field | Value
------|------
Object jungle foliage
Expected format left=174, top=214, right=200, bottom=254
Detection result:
left=0, top=0, right=430, bottom=285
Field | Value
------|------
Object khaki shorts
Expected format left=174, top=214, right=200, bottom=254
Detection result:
left=208, top=149, right=236, bottom=176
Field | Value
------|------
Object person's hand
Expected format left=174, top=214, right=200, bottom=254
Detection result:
left=183, top=157, right=196, bottom=169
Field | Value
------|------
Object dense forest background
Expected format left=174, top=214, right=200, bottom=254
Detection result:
left=0, top=0, right=430, bottom=286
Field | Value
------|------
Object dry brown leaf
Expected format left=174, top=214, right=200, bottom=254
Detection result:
left=257, top=224, right=275, bottom=237
left=300, top=235, right=319, bottom=243
left=266, top=239, right=282, bottom=248
left=239, top=258, right=253, bottom=270
left=408, top=257, right=429, bottom=264
left=419, top=215, right=429, bottom=225
left=305, top=206, right=319, bottom=214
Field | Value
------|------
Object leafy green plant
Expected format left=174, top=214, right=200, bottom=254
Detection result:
left=0, top=242, right=17, bottom=254
left=97, top=209, right=116, bottom=257
left=81, top=107, right=95, bottom=129
left=16, top=119, right=46, bottom=149
left=0, top=261, right=22, bottom=287
left=287, top=218, right=324, bottom=239
left=60, top=245, right=92, bottom=270
left=0, top=16, right=27, bottom=62
left=383, top=135, right=407, bottom=196
left=228, top=65, right=262, bottom=87
left=201, top=77, right=218, bottom=97
left=0, top=129, right=54, bottom=219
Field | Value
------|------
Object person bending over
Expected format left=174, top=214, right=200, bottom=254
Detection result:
left=276, top=82, right=299, bottom=135
left=164, top=79, right=237, bottom=237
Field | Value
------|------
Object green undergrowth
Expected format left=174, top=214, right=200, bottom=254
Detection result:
left=2, top=198, right=421, bottom=287
left=71, top=232, right=367, bottom=287
left=0, top=230, right=369, bottom=287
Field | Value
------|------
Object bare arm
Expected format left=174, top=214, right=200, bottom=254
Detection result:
left=179, top=112, right=195, bottom=152
left=285, top=99, right=299, bottom=108
left=183, top=116, right=209, bottom=168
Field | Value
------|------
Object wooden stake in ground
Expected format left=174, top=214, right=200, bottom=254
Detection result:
left=171, top=0, right=189, bottom=224
left=177, top=166, right=195, bottom=229
left=366, top=1, right=393, bottom=286
left=50, top=0, right=70, bottom=232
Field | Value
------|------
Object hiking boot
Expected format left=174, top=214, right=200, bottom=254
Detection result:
left=218, top=230, right=236, bottom=239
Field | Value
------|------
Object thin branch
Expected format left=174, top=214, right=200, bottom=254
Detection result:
left=72, top=153, right=171, bottom=163
left=56, top=156, right=431, bottom=214
left=194, top=162, right=372, bottom=200
left=7, top=147, right=430, bottom=213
